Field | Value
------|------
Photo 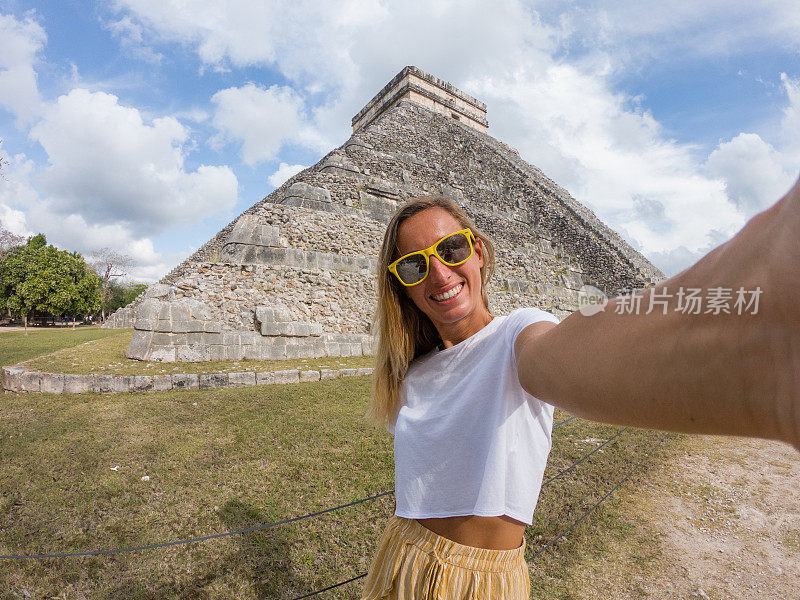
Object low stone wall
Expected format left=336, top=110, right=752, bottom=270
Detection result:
left=2, top=364, right=374, bottom=394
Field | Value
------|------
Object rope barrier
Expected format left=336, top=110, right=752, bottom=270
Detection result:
left=529, top=434, right=669, bottom=562
left=542, top=427, right=629, bottom=487
left=0, top=490, right=395, bottom=560
left=291, top=573, right=368, bottom=600
left=289, top=423, right=643, bottom=599
left=1, top=415, right=578, bottom=561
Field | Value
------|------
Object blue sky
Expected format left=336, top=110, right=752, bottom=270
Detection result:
left=1, top=0, right=798, bottom=282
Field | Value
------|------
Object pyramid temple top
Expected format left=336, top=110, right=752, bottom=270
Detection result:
left=352, top=66, right=488, bottom=134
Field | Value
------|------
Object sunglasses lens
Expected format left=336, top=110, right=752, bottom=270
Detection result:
left=396, top=253, right=428, bottom=285
left=436, top=233, right=471, bottom=265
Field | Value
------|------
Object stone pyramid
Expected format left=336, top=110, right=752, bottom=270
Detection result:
left=105, top=66, right=664, bottom=362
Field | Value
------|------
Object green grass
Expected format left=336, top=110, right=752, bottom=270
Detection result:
left=0, top=327, right=123, bottom=368
left=0, top=328, right=678, bottom=599
left=19, top=329, right=375, bottom=376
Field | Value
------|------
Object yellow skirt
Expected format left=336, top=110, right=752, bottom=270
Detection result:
left=361, top=515, right=530, bottom=600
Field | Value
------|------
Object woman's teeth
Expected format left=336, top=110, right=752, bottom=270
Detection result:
left=432, top=283, right=463, bottom=301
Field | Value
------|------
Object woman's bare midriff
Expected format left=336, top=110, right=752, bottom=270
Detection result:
left=416, top=515, right=526, bottom=550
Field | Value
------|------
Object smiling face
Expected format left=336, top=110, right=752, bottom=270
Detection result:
left=395, top=207, right=492, bottom=346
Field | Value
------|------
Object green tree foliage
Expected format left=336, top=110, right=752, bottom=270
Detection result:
left=102, top=280, right=147, bottom=315
left=0, top=235, right=101, bottom=325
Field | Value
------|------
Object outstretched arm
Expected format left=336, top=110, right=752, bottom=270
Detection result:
left=516, top=175, right=800, bottom=450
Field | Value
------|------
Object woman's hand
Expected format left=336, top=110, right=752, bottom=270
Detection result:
left=516, top=174, right=800, bottom=450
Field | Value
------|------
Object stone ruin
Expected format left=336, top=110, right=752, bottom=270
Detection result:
left=105, top=65, right=664, bottom=362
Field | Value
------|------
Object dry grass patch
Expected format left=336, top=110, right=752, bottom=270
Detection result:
left=0, top=327, right=121, bottom=368
left=23, top=329, right=375, bottom=375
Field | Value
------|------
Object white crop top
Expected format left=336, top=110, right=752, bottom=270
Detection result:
left=388, top=307, right=560, bottom=525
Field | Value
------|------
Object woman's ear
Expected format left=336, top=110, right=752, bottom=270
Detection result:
left=474, top=237, right=485, bottom=268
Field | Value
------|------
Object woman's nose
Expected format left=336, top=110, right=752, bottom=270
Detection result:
left=427, top=256, right=453, bottom=282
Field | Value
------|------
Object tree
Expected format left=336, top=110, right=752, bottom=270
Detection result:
left=102, top=280, right=147, bottom=315
left=0, top=235, right=101, bottom=333
left=89, top=247, right=133, bottom=321
left=0, top=222, right=26, bottom=262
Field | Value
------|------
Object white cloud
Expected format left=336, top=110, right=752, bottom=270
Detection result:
left=0, top=12, right=45, bottom=126
left=706, top=133, right=796, bottom=215
left=29, top=88, right=239, bottom=236
left=211, top=83, right=327, bottom=165
left=268, top=162, right=306, bottom=187
left=0, top=146, right=170, bottom=281
left=546, top=0, right=800, bottom=68
left=104, top=15, right=163, bottom=64
left=706, top=74, right=800, bottom=218
left=113, top=0, right=383, bottom=87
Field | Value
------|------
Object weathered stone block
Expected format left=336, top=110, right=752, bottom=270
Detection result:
left=285, top=343, right=303, bottom=360
left=152, top=332, right=173, bottom=346
left=152, top=374, right=173, bottom=391
left=126, top=330, right=153, bottom=360
left=172, top=373, right=199, bottom=390
left=158, top=304, right=171, bottom=320
left=20, top=370, right=42, bottom=393
left=308, top=323, right=323, bottom=336
left=228, top=371, right=256, bottom=387
left=132, top=376, right=154, bottom=392
left=260, top=322, right=291, bottom=336
left=227, top=345, right=245, bottom=361
left=208, top=345, right=227, bottom=361
left=284, top=181, right=331, bottom=204
left=187, top=320, right=205, bottom=333
left=240, top=331, right=259, bottom=345
left=64, top=374, right=91, bottom=394
left=2, top=366, right=25, bottom=391
left=92, top=374, right=115, bottom=393
left=155, top=320, right=172, bottom=333
left=320, top=369, right=341, bottom=380
left=205, top=321, right=222, bottom=333
left=171, top=304, right=191, bottom=322
left=300, top=370, right=321, bottom=382
left=256, top=371, right=275, bottom=385
left=199, top=373, right=228, bottom=389
left=339, top=368, right=357, bottom=378
left=273, top=369, right=300, bottom=384
left=149, top=346, right=176, bottom=362
left=243, top=345, right=263, bottom=360
left=204, top=332, right=222, bottom=345
left=40, top=373, right=65, bottom=394
left=172, top=320, right=190, bottom=334
left=186, top=332, right=203, bottom=345
left=222, top=332, right=240, bottom=346
left=356, top=367, right=374, bottom=376
left=112, top=376, right=133, bottom=393
left=147, top=283, right=172, bottom=299
left=176, top=345, right=205, bottom=362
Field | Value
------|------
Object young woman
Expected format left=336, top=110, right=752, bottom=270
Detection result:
left=361, top=195, right=562, bottom=599
left=361, top=175, right=800, bottom=599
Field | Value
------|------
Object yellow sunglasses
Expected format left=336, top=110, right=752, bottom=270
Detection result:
left=388, top=228, right=476, bottom=287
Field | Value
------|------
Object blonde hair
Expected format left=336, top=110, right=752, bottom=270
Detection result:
left=368, top=196, right=495, bottom=427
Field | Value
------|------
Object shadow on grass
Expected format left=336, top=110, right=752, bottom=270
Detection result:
left=94, top=498, right=297, bottom=600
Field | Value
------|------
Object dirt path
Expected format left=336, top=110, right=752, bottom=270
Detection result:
left=565, top=435, right=800, bottom=599
left=641, top=436, right=800, bottom=599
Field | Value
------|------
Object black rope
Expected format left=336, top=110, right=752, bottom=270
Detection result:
left=542, top=427, right=629, bottom=487
left=293, top=432, right=667, bottom=598
left=529, top=434, right=669, bottom=562
left=1, top=416, right=579, bottom=560
left=0, top=490, right=395, bottom=560
left=291, top=573, right=367, bottom=600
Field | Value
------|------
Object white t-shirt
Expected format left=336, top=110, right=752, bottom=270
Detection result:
left=388, top=307, right=559, bottom=525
